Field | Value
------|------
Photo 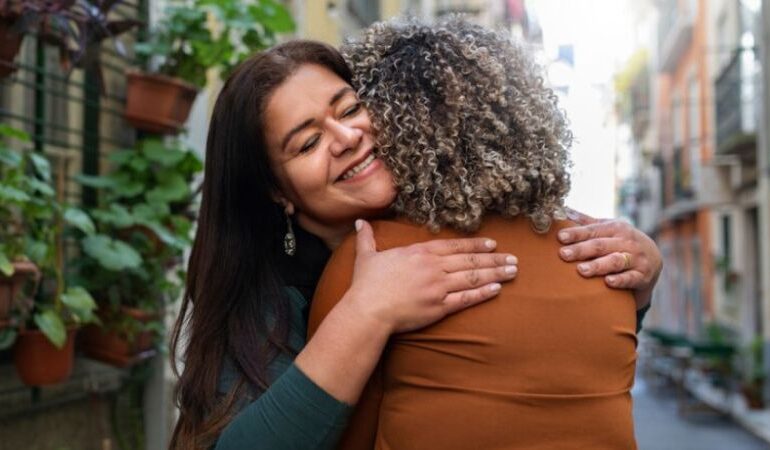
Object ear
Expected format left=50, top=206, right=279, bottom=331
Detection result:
left=271, top=191, right=295, bottom=215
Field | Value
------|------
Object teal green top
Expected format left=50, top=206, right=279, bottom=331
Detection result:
left=214, top=287, right=352, bottom=450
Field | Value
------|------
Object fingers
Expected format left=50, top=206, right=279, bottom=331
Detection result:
left=355, top=219, right=376, bottom=256
left=575, top=252, right=633, bottom=277
left=419, top=237, right=497, bottom=256
left=564, top=207, right=600, bottom=225
left=442, top=283, right=501, bottom=315
left=559, top=237, right=628, bottom=262
left=557, top=220, right=628, bottom=245
left=605, top=270, right=646, bottom=290
left=444, top=265, right=517, bottom=293
left=440, top=253, right=517, bottom=273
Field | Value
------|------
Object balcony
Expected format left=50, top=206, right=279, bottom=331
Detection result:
left=435, top=0, right=483, bottom=16
left=630, top=66, right=651, bottom=142
left=658, top=0, right=696, bottom=73
left=715, top=49, right=757, bottom=156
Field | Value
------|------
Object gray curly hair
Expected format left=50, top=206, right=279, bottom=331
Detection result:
left=341, top=17, right=572, bottom=233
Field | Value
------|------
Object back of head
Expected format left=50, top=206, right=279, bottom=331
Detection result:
left=342, top=17, right=572, bottom=233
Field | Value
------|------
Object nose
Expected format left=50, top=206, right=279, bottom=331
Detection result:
left=326, top=118, right=363, bottom=156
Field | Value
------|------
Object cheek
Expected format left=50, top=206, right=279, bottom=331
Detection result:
left=280, top=157, right=331, bottom=205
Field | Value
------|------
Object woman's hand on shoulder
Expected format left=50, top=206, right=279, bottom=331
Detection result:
left=556, top=209, right=662, bottom=310
left=344, top=220, right=518, bottom=334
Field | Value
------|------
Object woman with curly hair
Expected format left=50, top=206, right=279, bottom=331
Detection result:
left=308, top=18, right=646, bottom=449
left=173, top=19, right=661, bottom=450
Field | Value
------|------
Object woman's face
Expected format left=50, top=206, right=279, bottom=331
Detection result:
left=265, top=64, right=396, bottom=241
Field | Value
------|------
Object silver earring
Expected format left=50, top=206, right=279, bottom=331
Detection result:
left=284, top=213, right=296, bottom=256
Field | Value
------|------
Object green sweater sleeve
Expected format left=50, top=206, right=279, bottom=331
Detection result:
left=214, top=287, right=353, bottom=450
left=636, top=302, right=651, bottom=333
left=215, top=364, right=352, bottom=450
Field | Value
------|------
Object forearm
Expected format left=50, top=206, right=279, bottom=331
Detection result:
left=215, top=364, right=351, bottom=450
left=295, top=293, right=391, bottom=404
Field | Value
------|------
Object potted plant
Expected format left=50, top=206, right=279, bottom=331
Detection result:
left=0, top=124, right=99, bottom=385
left=0, top=125, right=43, bottom=335
left=0, top=0, right=140, bottom=81
left=74, top=138, right=201, bottom=366
left=739, top=337, right=766, bottom=409
left=125, top=0, right=294, bottom=134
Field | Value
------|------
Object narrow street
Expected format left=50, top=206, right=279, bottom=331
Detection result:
left=633, top=370, right=770, bottom=450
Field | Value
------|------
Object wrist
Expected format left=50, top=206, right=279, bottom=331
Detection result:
left=337, top=288, right=395, bottom=338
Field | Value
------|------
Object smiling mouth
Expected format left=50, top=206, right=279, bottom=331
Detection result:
left=337, top=152, right=377, bottom=181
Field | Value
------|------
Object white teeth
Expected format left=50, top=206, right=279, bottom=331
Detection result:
left=341, top=154, right=376, bottom=180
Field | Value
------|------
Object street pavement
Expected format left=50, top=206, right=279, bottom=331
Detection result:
left=633, top=371, right=770, bottom=450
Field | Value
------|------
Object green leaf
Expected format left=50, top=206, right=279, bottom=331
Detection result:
left=128, top=156, right=149, bottom=172
left=34, top=309, right=67, bottom=349
left=25, top=178, right=55, bottom=197
left=251, top=0, right=295, bottom=33
left=141, top=221, right=186, bottom=249
left=142, top=139, right=187, bottom=166
left=107, top=150, right=134, bottom=166
left=0, top=184, right=30, bottom=202
left=112, top=173, right=145, bottom=198
left=74, top=173, right=118, bottom=189
left=64, top=207, right=96, bottom=235
left=28, top=153, right=51, bottom=182
left=92, top=204, right=135, bottom=228
left=0, top=148, right=23, bottom=167
left=23, top=238, right=48, bottom=265
left=82, top=235, right=143, bottom=271
left=0, top=328, right=17, bottom=350
left=146, top=173, right=189, bottom=203
left=61, top=286, right=98, bottom=324
left=0, top=124, right=30, bottom=141
left=0, top=251, right=14, bottom=277
left=132, top=202, right=169, bottom=222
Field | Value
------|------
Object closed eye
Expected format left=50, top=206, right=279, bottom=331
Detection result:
left=341, top=102, right=362, bottom=118
left=299, top=134, right=321, bottom=154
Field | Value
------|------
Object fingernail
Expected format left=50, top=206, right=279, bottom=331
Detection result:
left=578, top=263, right=590, bottom=274
left=355, top=219, right=363, bottom=231
left=607, top=276, right=617, bottom=284
left=561, top=248, right=573, bottom=258
left=485, top=239, right=497, bottom=249
left=506, top=255, right=518, bottom=265
left=489, top=283, right=502, bottom=292
left=505, top=265, right=517, bottom=275
left=558, top=231, right=570, bottom=242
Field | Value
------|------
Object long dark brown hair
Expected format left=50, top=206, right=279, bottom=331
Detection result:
left=169, top=40, right=353, bottom=449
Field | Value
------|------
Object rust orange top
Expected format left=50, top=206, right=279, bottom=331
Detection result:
left=308, top=216, right=638, bottom=450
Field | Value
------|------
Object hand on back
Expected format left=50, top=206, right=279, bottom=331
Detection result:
left=346, top=220, right=518, bottom=334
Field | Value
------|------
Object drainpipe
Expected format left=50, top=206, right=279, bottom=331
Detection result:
left=758, top=0, right=770, bottom=404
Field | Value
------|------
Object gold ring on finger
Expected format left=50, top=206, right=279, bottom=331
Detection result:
left=621, top=252, right=632, bottom=271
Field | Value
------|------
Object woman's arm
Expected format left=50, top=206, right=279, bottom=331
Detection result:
left=216, top=220, right=517, bottom=449
left=296, top=219, right=516, bottom=403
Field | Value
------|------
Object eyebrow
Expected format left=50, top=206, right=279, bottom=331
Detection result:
left=280, top=87, right=355, bottom=151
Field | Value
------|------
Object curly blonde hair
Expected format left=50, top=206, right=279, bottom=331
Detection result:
left=342, top=17, right=572, bottom=233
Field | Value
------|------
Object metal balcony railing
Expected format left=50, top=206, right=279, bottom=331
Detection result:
left=715, top=49, right=757, bottom=153
left=716, top=51, right=742, bottom=150
left=658, top=0, right=695, bottom=72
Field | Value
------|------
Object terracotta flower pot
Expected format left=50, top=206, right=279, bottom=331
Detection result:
left=0, top=20, right=24, bottom=79
left=124, top=71, right=199, bottom=134
left=0, top=261, right=40, bottom=327
left=80, top=306, right=157, bottom=368
left=13, top=328, right=76, bottom=386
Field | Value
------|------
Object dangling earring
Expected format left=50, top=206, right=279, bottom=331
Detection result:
left=284, top=212, right=296, bottom=256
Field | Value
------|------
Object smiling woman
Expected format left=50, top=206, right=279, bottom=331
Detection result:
left=266, top=64, right=396, bottom=248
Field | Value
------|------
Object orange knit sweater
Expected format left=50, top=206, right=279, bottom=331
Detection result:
left=308, top=216, right=638, bottom=450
